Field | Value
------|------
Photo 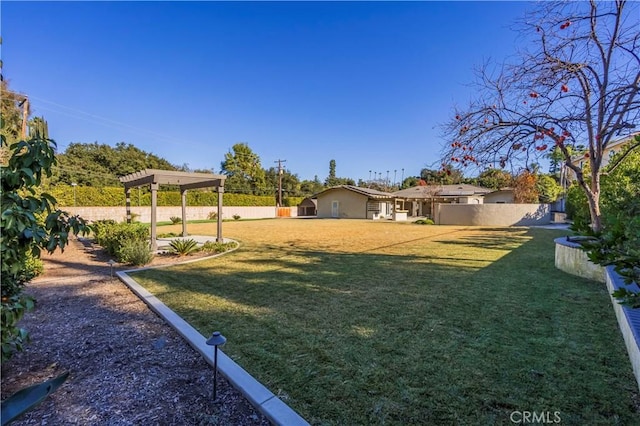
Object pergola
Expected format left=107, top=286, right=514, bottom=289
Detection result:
left=119, top=169, right=226, bottom=250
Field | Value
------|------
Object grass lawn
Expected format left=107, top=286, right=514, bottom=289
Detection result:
left=132, top=219, right=639, bottom=425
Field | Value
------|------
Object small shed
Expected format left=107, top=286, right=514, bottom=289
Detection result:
left=316, top=185, right=395, bottom=219
left=297, top=197, right=317, bottom=216
left=119, top=169, right=226, bottom=250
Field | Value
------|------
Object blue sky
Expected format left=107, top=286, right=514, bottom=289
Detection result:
left=2, top=1, right=533, bottom=183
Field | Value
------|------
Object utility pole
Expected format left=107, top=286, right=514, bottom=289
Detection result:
left=19, top=97, right=29, bottom=139
left=274, top=159, right=287, bottom=207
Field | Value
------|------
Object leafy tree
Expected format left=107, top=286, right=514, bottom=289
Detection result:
left=220, top=143, right=267, bottom=195
left=265, top=167, right=301, bottom=203
left=442, top=1, right=640, bottom=231
left=51, top=142, right=179, bottom=187
left=420, top=167, right=463, bottom=185
left=1, top=137, right=87, bottom=362
left=299, top=176, right=324, bottom=197
left=400, top=176, right=420, bottom=189
left=476, top=168, right=513, bottom=190
left=513, top=170, right=539, bottom=204
left=536, top=173, right=562, bottom=203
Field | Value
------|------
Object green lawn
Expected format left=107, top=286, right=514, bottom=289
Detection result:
left=132, top=220, right=639, bottom=425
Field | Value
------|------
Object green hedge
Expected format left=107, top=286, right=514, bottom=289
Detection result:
left=48, top=185, right=304, bottom=208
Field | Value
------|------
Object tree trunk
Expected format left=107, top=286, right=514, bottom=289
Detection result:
left=587, top=190, right=602, bottom=233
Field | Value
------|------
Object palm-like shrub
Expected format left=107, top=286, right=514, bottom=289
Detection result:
left=168, top=239, right=199, bottom=256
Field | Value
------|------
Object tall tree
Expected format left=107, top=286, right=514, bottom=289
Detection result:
left=325, top=159, right=338, bottom=187
left=324, top=159, right=354, bottom=187
left=220, top=143, right=267, bottom=195
left=442, top=1, right=639, bottom=231
left=28, top=116, right=49, bottom=139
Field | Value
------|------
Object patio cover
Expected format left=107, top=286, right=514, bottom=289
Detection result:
left=119, top=169, right=226, bottom=249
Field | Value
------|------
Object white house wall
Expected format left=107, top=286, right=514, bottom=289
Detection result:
left=317, top=189, right=369, bottom=219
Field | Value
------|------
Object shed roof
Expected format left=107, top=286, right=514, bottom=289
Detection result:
left=316, top=185, right=395, bottom=199
left=119, top=169, right=226, bottom=191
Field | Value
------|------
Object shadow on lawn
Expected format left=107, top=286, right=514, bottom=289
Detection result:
left=131, top=227, right=639, bottom=426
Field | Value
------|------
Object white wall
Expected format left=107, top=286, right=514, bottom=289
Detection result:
left=64, top=206, right=295, bottom=223
left=435, top=204, right=551, bottom=226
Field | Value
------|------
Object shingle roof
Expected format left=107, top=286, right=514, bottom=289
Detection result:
left=393, top=184, right=492, bottom=199
left=315, top=185, right=395, bottom=199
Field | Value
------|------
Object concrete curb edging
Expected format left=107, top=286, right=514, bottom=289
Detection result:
left=115, top=246, right=309, bottom=425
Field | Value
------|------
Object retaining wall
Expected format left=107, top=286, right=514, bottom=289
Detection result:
left=555, top=238, right=640, bottom=390
left=554, top=237, right=605, bottom=283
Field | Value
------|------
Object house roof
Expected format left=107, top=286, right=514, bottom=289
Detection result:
left=393, top=184, right=492, bottom=199
left=570, top=131, right=639, bottom=165
left=315, top=185, right=395, bottom=199
left=119, top=169, right=226, bottom=191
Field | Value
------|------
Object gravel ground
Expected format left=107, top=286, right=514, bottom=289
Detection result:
left=0, top=238, right=271, bottom=426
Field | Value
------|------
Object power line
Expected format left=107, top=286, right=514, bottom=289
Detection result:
left=30, top=96, right=209, bottom=148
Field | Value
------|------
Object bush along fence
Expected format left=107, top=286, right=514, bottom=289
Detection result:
left=48, top=185, right=304, bottom=208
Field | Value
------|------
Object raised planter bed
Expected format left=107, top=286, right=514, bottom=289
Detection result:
left=555, top=237, right=640, bottom=390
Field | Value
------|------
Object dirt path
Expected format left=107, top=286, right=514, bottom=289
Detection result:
left=0, top=238, right=270, bottom=425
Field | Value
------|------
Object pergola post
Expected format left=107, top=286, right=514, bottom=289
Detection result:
left=150, top=182, right=158, bottom=251
left=217, top=185, right=224, bottom=243
left=125, top=188, right=132, bottom=223
left=119, top=169, right=226, bottom=250
left=181, top=188, right=188, bottom=237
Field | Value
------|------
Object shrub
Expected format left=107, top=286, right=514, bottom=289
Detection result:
left=158, top=232, right=180, bottom=238
left=169, top=216, right=182, bottom=224
left=565, top=184, right=590, bottom=229
left=118, top=240, right=154, bottom=266
left=93, top=221, right=149, bottom=262
left=414, top=219, right=435, bottom=225
left=207, top=211, right=218, bottom=220
left=201, top=240, right=238, bottom=254
left=233, top=214, right=241, bottom=220
left=168, top=239, right=199, bottom=256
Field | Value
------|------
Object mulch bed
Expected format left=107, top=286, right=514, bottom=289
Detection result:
left=0, top=238, right=271, bottom=425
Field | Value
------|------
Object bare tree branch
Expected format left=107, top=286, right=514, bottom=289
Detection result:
left=440, top=0, right=639, bottom=231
